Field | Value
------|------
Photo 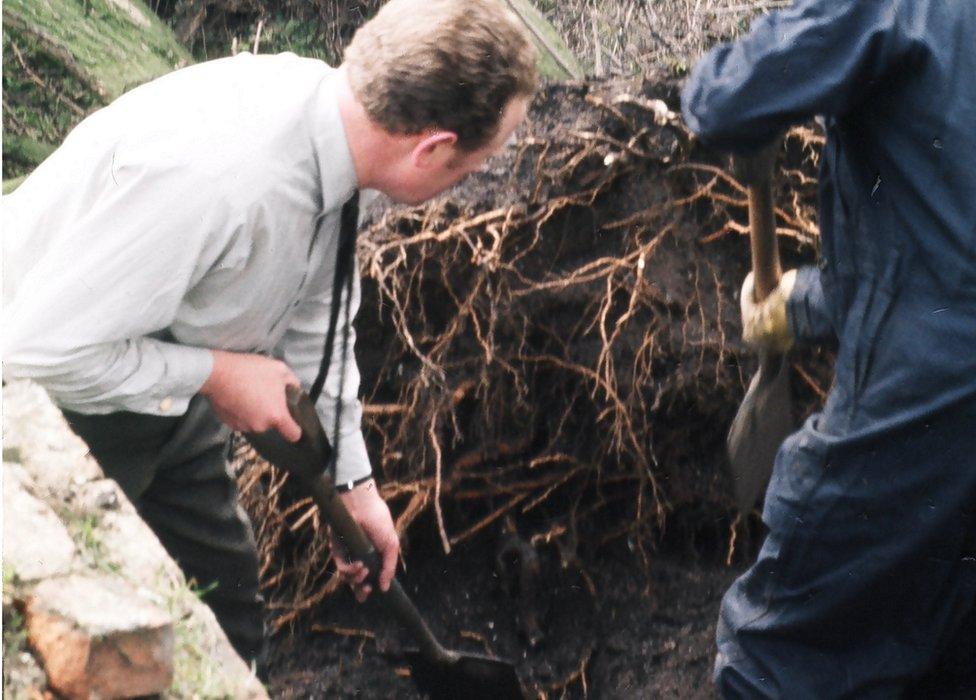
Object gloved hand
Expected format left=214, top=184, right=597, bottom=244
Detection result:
left=740, top=268, right=797, bottom=352
left=732, top=137, right=781, bottom=187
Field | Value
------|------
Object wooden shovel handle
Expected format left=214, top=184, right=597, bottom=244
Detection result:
left=734, top=140, right=783, bottom=300
left=282, top=386, right=456, bottom=664
left=747, top=176, right=782, bottom=300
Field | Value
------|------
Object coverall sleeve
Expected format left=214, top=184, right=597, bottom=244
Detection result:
left=681, top=0, right=912, bottom=152
left=787, top=265, right=836, bottom=345
left=3, top=157, right=221, bottom=416
left=276, top=267, right=373, bottom=486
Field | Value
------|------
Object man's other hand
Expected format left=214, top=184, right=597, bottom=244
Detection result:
left=200, top=350, right=303, bottom=442
left=332, top=479, right=399, bottom=602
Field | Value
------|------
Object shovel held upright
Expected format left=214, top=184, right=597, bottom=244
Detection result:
left=726, top=144, right=794, bottom=512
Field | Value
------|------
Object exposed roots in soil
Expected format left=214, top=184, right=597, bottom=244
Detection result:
left=235, top=79, right=828, bottom=630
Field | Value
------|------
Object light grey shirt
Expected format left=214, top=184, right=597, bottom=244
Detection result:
left=3, top=53, right=372, bottom=483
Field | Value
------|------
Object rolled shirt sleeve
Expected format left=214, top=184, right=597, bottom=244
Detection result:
left=5, top=54, right=363, bottom=424
left=3, top=150, right=223, bottom=416
left=681, top=0, right=912, bottom=152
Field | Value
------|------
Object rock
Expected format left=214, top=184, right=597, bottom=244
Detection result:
left=5, top=380, right=267, bottom=699
left=76, top=479, right=121, bottom=511
left=2, top=381, right=102, bottom=496
left=2, top=466, right=78, bottom=582
left=24, top=574, right=173, bottom=699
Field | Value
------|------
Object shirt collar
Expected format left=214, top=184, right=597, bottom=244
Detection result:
left=310, top=68, right=358, bottom=213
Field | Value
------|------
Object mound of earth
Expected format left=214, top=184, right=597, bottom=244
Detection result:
left=237, top=76, right=831, bottom=696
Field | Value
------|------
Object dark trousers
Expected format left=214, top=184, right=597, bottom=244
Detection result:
left=715, top=395, right=976, bottom=698
left=63, top=397, right=265, bottom=664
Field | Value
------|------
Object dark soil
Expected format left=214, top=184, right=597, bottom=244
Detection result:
left=253, top=77, right=824, bottom=699
left=266, top=521, right=750, bottom=699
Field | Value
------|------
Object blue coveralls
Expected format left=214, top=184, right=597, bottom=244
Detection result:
left=682, top=1, right=976, bottom=696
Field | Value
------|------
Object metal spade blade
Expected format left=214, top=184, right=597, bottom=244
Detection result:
left=403, top=649, right=527, bottom=700
left=727, top=350, right=792, bottom=511
left=727, top=144, right=794, bottom=512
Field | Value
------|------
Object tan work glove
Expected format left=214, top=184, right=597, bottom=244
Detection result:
left=740, top=268, right=797, bottom=353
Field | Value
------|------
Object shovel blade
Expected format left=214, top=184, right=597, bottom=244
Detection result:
left=403, top=650, right=526, bottom=700
left=727, top=352, right=793, bottom=512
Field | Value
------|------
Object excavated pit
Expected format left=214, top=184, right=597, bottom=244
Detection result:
left=236, top=77, right=831, bottom=697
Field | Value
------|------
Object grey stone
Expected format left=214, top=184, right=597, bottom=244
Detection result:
left=2, top=466, right=78, bottom=582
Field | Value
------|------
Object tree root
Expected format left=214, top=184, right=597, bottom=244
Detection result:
left=235, top=80, right=829, bottom=628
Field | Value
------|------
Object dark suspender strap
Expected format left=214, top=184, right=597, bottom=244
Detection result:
left=329, top=258, right=356, bottom=474
left=309, top=191, right=360, bottom=404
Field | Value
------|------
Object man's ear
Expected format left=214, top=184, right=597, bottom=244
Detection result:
left=411, top=131, right=458, bottom=169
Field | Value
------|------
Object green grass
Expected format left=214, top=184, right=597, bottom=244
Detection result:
left=163, top=577, right=240, bottom=699
left=2, top=447, right=24, bottom=464
left=2, top=0, right=192, bottom=178
left=4, top=0, right=191, bottom=101
left=3, top=176, right=27, bottom=194
left=1, top=607, right=28, bottom=697
left=64, top=511, right=122, bottom=576
left=2, top=567, right=30, bottom=698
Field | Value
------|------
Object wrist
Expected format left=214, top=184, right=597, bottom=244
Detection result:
left=336, top=475, right=374, bottom=494
left=200, top=350, right=223, bottom=396
left=199, top=349, right=227, bottom=397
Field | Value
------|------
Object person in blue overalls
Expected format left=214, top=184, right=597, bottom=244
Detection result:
left=682, top=1, right=976, bottom=696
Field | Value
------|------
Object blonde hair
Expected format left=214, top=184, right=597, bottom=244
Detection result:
left=344, top=0, right=537, bottom=150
